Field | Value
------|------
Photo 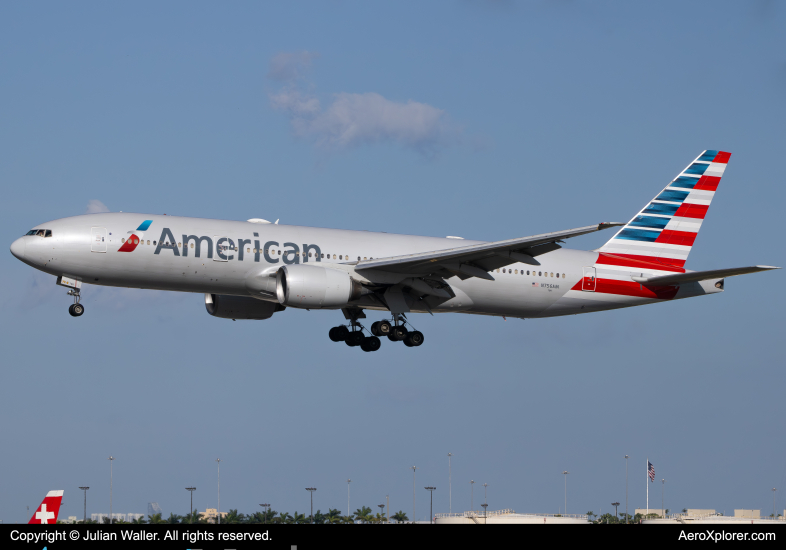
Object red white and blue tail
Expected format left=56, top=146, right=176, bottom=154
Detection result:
left=597, top=150, right=730, bottom=268
left=28, top=490, right=63, bottom=524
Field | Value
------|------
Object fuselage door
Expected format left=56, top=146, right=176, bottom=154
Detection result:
left=582, top=266, right=596, bottom=291
left=91, top=227, right=107, bottom=253
left=214, top=236, right=229, bottom=262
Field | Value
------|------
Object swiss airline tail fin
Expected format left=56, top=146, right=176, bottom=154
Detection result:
left=598, top=150, right=731, bottom=268
left=28, top=490, right=63, bottom=524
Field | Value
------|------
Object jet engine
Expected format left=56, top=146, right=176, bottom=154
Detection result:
left=205, top=293, right=284, bottom=320
left=276, top=264, right=364, bottom=309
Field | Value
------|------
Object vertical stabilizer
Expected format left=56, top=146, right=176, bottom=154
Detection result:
left=28, top=490, right=64, bottom=524
left=598, top=150, right=730, bottom=268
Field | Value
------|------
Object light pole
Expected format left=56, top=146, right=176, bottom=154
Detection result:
left=259, top=503, right=270, bottom=524
left=378, top=504, right=385, bottom=523
left=470, top=480, right=475, bottom=512
left=425, top=487, right=436, bottom=524
left=661, top=479, right=666, bottom=518
left=481, top=503, right=488, bottom=520
left=625, top=455, right=629, bottom=524
left=306, top=488, right=316, bottom=523
left=108, top=456, right=114, bottom=524
left=79, top=487, right=89, bottom=524
left=447, top=453, right=452, bottom=514
left=186, top=487, right=196, bottom=523
left=483, top=483, right=488, bottom=506
left=562, top=471, right=569, bottom=515
left=347, top=479, right=351, bottom=517
left=612, top=501, right=620, bottom=519
left=410, top=466, right=417, bottom=522
left=773, top=488, right=777, bottom=518
left=216, top=459, right=221, bottom=525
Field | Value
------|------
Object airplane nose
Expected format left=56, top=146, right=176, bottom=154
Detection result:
left=10, top=237, right=26, bottom=260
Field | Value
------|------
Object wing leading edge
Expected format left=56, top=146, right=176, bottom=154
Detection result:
left=355, top=222, right=624, bottom=279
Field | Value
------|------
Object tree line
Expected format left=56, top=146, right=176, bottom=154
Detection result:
left=61, top=506, right=409, bottom=524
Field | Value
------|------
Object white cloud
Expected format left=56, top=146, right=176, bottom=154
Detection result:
left=85, top=200, right=109, bottom=214
left=267, top=51, right=319, bottom=82
left=267, top=52, right=462, bottom=155
left=272, top=89, right=460, bottom=154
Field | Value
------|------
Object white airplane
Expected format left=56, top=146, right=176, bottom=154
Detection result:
left=10, top=150, right=778, bottom=351
left=28, top=490, right=63, bottom=524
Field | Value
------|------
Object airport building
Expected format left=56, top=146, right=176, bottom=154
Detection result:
left=642, top=509, right=785, bottom=525
left=91, top=513, right=144, bottom=522
left=201, top=508, right=228, bottom=523
left=435, top=509, right=589, bottom=524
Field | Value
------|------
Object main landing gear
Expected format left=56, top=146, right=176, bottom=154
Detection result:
left=328, top=316, right=424, bottom=351
left=67, top=288, right=84, bottom=317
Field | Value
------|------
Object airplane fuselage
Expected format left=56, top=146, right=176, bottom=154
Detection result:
left=11, top=212, right=721, bottom=320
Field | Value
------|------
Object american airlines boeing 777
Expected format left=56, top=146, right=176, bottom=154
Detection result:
left=10, top=151, right=778, bottom=351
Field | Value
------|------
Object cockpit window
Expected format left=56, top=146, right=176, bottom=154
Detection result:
left=25, top=229, right=53, bottom=237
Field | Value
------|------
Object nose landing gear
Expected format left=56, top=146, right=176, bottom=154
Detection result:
left=67, top=288, right=84, bottom=317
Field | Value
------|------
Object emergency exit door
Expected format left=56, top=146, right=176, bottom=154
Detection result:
left=582, top=266, right=596, bottom=291
left=90, top=227, right=107, bottom=253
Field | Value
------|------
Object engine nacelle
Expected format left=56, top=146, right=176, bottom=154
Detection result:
left=276, top=264, right=363, bottom=309
left=205, top=294, right=284, bottom=320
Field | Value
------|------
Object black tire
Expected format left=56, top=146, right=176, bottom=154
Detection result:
left=404, top=331, right=424, bottom=347
left=68, top=304, right=76, bottom=317
left=329, top=325, right=349, bottom=342
left=346, top=331, right=364, bottom=347
left=360, top=336, right=381, bottom=352
left=370, top=321, right=381, bottom=336
left=387, top=334, right=398, bottom=342
left=72, top=303, right=84, bottom=316
left=391, top=325, right=408, bottom=341
left=377, top=320, right=392, bottom=335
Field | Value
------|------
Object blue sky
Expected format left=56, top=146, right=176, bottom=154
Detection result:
left=1, top=1, right=784, bottom=521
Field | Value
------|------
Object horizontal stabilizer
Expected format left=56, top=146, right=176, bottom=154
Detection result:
left=631, top=265, right=780, bottom=286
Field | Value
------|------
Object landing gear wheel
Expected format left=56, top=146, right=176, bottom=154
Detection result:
left=360, top=336, right=381, bottom=352
left=377, top=320, right=392, bottom=336
left=345, top=331, right=364, bottom=347
left=72, top=303, right=84, bottom=316
left=329, top=325, right=349, bottom=342
left=403, top=331, right=424, bottom=347
left=391, top=325, right=408, bottom=341
left=68, top=304, right=76, bottom=316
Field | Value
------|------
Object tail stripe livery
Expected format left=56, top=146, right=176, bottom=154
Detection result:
left=28, top=490, right=63, bottom=524
left=597, top=150, right=730, bottom=270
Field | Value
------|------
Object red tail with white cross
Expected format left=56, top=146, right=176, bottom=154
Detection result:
left=28, top=490, right=63, bottom=524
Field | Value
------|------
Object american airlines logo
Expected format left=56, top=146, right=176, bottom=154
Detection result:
left=152, top=227, right=322, bottom=264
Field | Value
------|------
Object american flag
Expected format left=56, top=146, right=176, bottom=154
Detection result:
left=648, top=461, right=655, bottom=482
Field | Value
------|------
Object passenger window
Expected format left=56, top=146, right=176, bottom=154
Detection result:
left=247, top=248, right=250, bottom=253
left=496, top=269, right=500, bottom=273
left=562, top=273, right=565, bottom=278
left=538, top=271, right=542, bottom=276
left=550, top=272, right=553, bottom=277
left=45, top=230, right=52, bottom=237
left=178, top=242, right=182, bottom=247
left=502, top=269, right=506, bottom=273
left=526, top=270, right=529, bottom=275
left=333, top=254, right=336, bottom=259
left=320, top=253, right=324, bottom=258
left=339, top=255, right=343, bottom=260
left=357, top=256, right=361, bottom=261
left=278, top=250, right=281, bottom=255
left=364, top=257, right=367, bottom=260
left=514, top=269, right=518, bottom=274
left=153, top=241, right=156, bottom=245
left=121, top=238, right=125, bottom=243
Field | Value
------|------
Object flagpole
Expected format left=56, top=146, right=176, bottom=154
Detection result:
left=646, top=457, right=649, bottom=518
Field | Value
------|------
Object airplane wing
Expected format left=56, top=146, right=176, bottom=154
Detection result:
left=355, top=222, right=624, bottom=280
left=631, top=265, right=780, bottom=286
